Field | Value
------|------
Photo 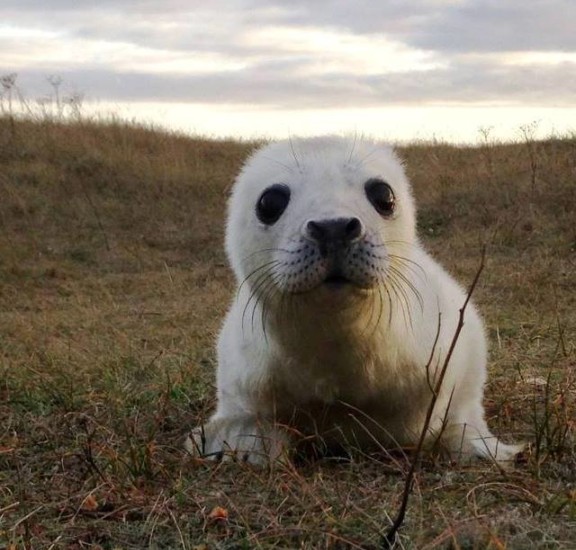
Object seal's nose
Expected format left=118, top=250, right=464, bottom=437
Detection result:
left=306, top=217, right=362, bottom=244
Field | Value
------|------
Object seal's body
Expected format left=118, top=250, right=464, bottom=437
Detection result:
left=187, top=136, right=520, bottom=464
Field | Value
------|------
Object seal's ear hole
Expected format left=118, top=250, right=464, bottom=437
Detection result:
left=365, top=178, right=396, bottom=217
left=256, top=184, right=291, bottom=225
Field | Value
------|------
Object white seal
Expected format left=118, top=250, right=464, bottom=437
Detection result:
left=186, top=136, right=521, bottom=464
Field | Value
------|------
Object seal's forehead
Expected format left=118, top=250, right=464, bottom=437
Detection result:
left=237, top=136, right=407, bottom=194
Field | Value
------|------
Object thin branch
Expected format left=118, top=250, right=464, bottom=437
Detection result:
left=382, top=249, right=486, bottom=548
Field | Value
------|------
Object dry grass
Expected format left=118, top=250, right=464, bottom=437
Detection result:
left=0, top=116, right=575, bottom=549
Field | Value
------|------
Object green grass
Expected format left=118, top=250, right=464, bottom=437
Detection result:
left=0, top=116, right=575, bottom=548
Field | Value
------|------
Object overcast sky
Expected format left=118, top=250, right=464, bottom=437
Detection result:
left=2, top=1, right=576, bottom=141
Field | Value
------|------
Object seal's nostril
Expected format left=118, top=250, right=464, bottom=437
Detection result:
left=306, top=220, right=324, bottom=242
left=306, top=217, right=362, bottom=244
left=345, top=217, right=362, bottom=240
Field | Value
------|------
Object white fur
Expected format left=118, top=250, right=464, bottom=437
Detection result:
left=186, top=136, right=521, bottom=464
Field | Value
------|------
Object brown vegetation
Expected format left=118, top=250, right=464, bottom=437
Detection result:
left=0, top=116, right=575, bottom=548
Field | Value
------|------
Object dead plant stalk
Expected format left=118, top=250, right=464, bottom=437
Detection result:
left=383, top=250, right=486, bottom=548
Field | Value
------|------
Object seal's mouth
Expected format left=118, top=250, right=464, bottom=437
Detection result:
left=322, top=266, right=354, bottom=289
left=323, top=274, right=352, bottom=289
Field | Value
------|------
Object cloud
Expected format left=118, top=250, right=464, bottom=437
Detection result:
left=246, top=0, right=576, bottom=53
left=11, top=57, right=575, bottom=111
left=411, top=1, right=576, bottom=52
left=1, top=0, right=575, bottom=110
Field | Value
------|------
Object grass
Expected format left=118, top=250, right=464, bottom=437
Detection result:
left=0, top=115, right=575, bottom=549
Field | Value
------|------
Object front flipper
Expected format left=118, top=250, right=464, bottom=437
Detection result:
left=439, top=422, right=524, bottom=465
left=185, top=415, right=289, bottom=465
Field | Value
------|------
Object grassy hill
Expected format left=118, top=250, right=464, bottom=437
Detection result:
left=0, top=116, right=575, bottom=548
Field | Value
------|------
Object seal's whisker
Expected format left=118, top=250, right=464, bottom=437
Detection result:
left=240, top=268, right=281, bottom=333
left=250, top=268, right=285, bottom=335
left=242, top=265, right=280, bottom=335
left=258, top=272, right=283, bottom=341
left=386, top=271, right=414, bottom=331
left=366, top=278, right=386, bottom=336
left=288, top=135, right=302, bottom=170
left=383, top=275, right=405, bottom=326
left=261, top=154, right=296, bottom=175
left=370, top=282, right=386, bottom=337
left=347, top=130, right=359, bottom=165
left=239, top=260, right=281, bottom=296
left=388, top=264, right=424, bottom=312
left=243, top=266, right=275, bottom=311
left=252, top=273, right=275, bottom=337
left=353, top=144, right=380, bottom=169
left=389, top=254, right=427, bottom=281
left=383, top=281, right=394, bottom=327
left=360, top=285, right=378, bottom=336
left=397, top=273, right=416, bottom=331
left=391, top=266, right=424, bottom=313
left=263, top=266, right=287, bottom=316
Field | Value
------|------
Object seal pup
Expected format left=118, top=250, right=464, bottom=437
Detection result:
left=186, top=136, right=520, bottom=464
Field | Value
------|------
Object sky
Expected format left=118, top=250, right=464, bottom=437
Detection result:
left=1, top=0, right=576, bottom=143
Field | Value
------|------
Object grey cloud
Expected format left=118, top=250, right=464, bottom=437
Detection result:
left=1, top=2, right=264, bottom=57
left=2, top=0, right=576, bottom=109
left=254, top=0, right=576, bottom=52
left=408, top=1, right=576, bottom=52
left=12, top=58, right=576, bottom=109
left=155, top=0, right=572, bottom=54
left=6, top=1, right=576, bottom=54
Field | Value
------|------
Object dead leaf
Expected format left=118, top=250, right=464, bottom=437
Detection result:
left=207, top=505, right=228, bottom=522
left=81, top=494, right=99, bottom=512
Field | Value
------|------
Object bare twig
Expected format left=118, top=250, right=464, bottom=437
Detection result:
left=518, top=121, right=540, bottom=191
left=382, top=250, right=486, bottom=548
left=47, top=75, right=63, bottom=118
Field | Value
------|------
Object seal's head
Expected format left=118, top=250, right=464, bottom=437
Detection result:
left=226, top=136, right=417, bottom=301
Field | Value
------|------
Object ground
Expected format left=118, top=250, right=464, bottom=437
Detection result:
left=0, top=117, right=575, bottom=548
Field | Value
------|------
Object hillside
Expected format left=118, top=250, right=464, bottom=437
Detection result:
left=1, top=116, right=575, bottom=548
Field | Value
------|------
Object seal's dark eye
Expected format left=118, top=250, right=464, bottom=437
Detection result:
left=256, top=184, right=291, bottom=225
left=365, top=178, right=395, bottom=217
